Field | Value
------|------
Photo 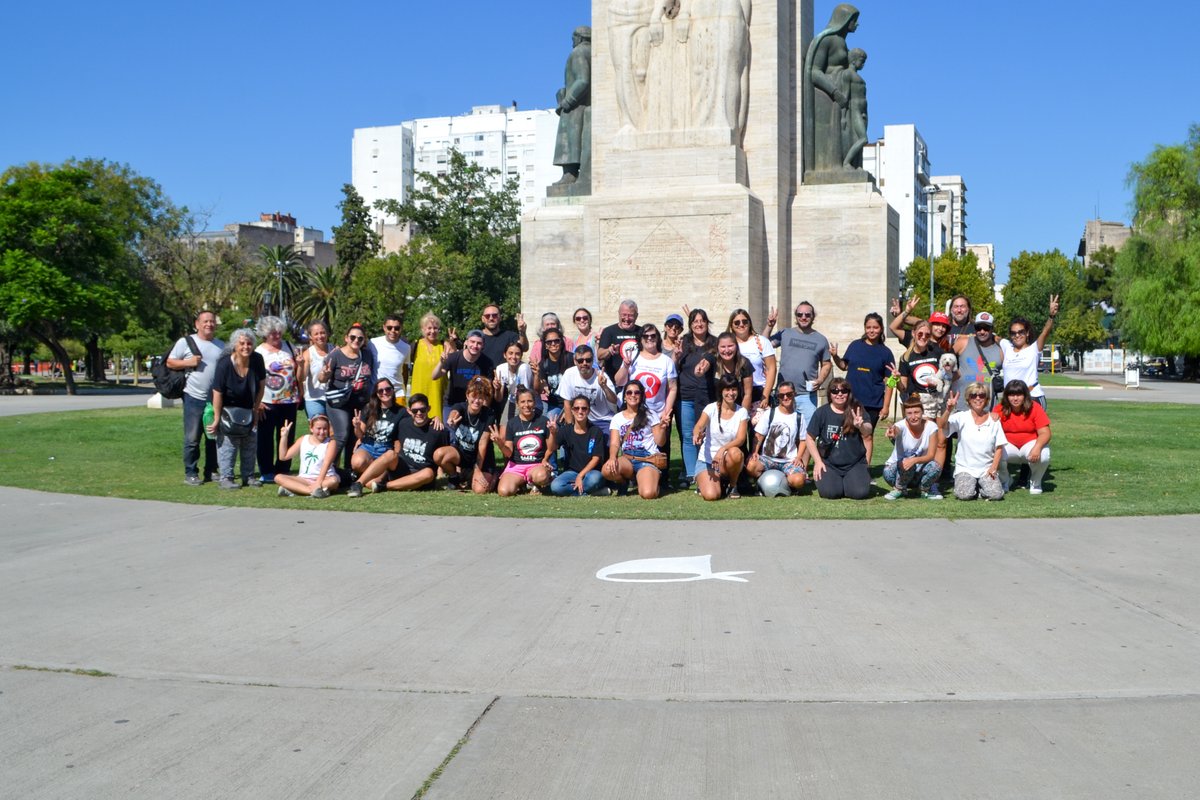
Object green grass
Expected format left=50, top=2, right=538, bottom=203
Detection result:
left=1, top=401, right=1197, bottom=520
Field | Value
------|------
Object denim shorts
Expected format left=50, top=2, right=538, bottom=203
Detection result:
left=625, top=446, right=662, bottom=474
left=356, top=441, right=391, bottom=460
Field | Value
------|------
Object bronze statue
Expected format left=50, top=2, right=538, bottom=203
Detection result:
left=550, top=26, right=592, bottom=196
left=802, top=4, right=870, bottom=184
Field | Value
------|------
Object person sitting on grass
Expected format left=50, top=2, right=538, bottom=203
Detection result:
left=275, top=415, right=341, bottom=498
left=994, top=379, right=1051, bottom=495
left=603, top=378, right=669, bottom=499
left=882, top=394, right=943, bottom=500
left=438, top=376, right=499, bottom=494
left=493, top=387, right=556, bottom=496
left=352, top=393, right=446, bottom=493
left=745, top=380, right=808, bottom=495
left=345, top=379, right=407, bottom=498
left=693, top=373, right=750, bottom=500
left=938, top=385, right=1006, bottom=501
left=804, top=377, right=873, bottom=500
left=549, top=395, right=609, bottom=496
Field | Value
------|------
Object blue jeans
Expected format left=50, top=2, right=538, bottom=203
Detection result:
left=305, top=399, right=327, bottom=420
left=182, top=393, right=217, bottom=478
left=550, top=470, right=606, bottom=496
left=795, top=390, right=818, bottom=428
left=679, top=399, right=701, bottom=478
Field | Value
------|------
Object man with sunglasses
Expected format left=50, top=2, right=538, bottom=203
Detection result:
left=952, top=311, right=1004, bottom=411
left=368, top=313, right=411, bottom=404
left=383, top=394, right=447, bottom=492
left=775, top=301, right=831, bottom=423
left=479, top=303, right=528, bottom=367
left=557, top=345, right=619, bottom=437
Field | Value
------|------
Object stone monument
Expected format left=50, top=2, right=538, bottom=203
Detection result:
left=522, top=1, right=898, bottom=350
left=548, top=26, right=593, bottom=198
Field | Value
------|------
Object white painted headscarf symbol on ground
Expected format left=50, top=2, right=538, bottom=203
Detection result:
left=595, top=554, right=753, bottom=583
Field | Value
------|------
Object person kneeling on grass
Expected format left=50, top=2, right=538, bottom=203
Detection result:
left=345, top=379, right=407, bottom=497
left=603, top=379, right=670, bottom=499
left=882, top=394, right=943, bottom=500
left=744, top=380, right=808, bottom=495
left=995, top=379, right=1051, bottom=495
left=549, top=395, right=608, bottom=496
left=804, top=377, right=873, bottom=500
left=938, top=385, right=1006, bottom=501
left=493, top=387, right=556, bottom=496
left=275, top=415, right=341, bottom=498
left=437, top=376, right=499, bottom=494
left=351, top=394, right=447, bottom=493
left=693, top=374, right=750, bottom=500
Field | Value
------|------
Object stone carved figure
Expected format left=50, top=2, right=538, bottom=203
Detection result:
left=802, top=3, right=870, bottom=183
left=613, top=0, right=751, bottom=144
left=681, top=0, right=751, bottom=143
left=550, top=26, right=592, bottom=195
left=609, top=0, right=659, bottom=133
left=839, top=48, right=867, bottom=169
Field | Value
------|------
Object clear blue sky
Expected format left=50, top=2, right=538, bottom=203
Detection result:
left=3, top=1, right=1197, bottom=282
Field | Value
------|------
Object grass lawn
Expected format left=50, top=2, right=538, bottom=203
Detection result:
left=1, top=400, right=1196, bottom=520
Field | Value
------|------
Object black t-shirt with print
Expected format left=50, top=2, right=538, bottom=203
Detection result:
left=444, top=352, right=496, bottom=406
left=394, top=416, right=446, bottom=472
left=559, top=423, right=606, bottom=473
left=899, top=344, right=945, bottom=397
left=449, top=402, right=496, bottom=470
left=504, top=414, right=552, bottom=465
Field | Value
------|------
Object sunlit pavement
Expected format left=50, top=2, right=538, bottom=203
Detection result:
left=3, top=487, right=1199, bottom=798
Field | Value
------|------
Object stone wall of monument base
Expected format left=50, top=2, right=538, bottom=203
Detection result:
left=522, top=189, right=766, bottom=329
left=790, top=183, right=900, bottom=358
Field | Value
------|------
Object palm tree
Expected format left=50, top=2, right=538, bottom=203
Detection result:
left=255, top=244, right=307, bottom=320
left=292, top=264, right=340, bottom=329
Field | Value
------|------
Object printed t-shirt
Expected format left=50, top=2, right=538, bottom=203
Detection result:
left=777, top=328, right=830, bottom=388
left=449, top=402, right=496, bottom=469
left=361, top=405, right=407, bottom=448
left=444, top=352, right=495, bottom=406
left=257, top=343, right=299, bottom=405
left=557, top=367, right=618, bottom=424
left=599, top=323, right=640, bottom=380
left=394, top=416, right=446, bottom=472
left=754, top=408, right=805, bottom=462
left=628, top=352, right=677, bottom=416
left=505, top=414, right=553, bottom=465
left=806, top=403, right=866, bottom=469
left=737, top=335, right=776, bottom=388
left=613, top=409, right=661, bottom=455
left=842, top=340, right=894, bottom=409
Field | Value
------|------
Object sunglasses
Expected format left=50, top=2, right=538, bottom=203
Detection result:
left=624, top=389, right=642, bottom=396
left=795, top=312, right=814, bottom=318
left=968, top=393, right=988, bottom=399
left=575, top=358, right=593, bottom=365
left=348, top=334, right=365, bottom=342
left=572, top=406, right=589, bottom=412
left=641, top=334, right=658, bottom=340
left=545, top=339, right=562, bottom=345
left=574, top=315, right=590, bottom=322
left=1009, top=329, right=1027, bottom=336
left=975, top=325, right=993, bottom=332
left=483, top=313, right=499, bottom=320
left=776, top=392, right=795, bottom=399
left=829, top=388, right=849, bottom=395
left=410, top=406, right=429, bottom=415
left=384, top=325, right=402, bottom=332
left=377, top=387, right=394, bottom=394
left=732, top=319, right=749, bottom=327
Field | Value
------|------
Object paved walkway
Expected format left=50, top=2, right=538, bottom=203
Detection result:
left=3, top=487, right=1198, bottom=798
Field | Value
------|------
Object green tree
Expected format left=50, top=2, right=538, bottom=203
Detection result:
left=292, top=264, right=341, bottom=329
left=254, top=244, right=307, bottom=322
left=901, top=249, right=993, bottom=319
left=0, top=160, right=177, bottom=394
left=341, top=239, right=470, bottom=337
left=1002, top=249, right=1105, bottom=353
left=376, top=149, right=521, bottom=328
left=1114, top=125, right=1200, bottom=379
left=332, top=183, right=380, bottom=293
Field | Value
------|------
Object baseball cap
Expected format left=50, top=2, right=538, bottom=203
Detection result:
left=929, top=312, right=950, bottom=326
left=665, top=313, right=684, bottom=327
left=974, top=311, right=995, bottom=328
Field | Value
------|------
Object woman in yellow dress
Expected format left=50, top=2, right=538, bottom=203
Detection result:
left=409, top=312, right=457, bottom=420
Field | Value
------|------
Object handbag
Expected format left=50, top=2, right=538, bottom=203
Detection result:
left=628, top=451, right=668, bottom=470
left=220, top=407, right=255, bottom=437
left=325, top=359, right=365, bottom=409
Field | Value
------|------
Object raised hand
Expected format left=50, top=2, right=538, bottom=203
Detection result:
left=766, top=306, right=778, bottom=329
left=516, top=313, right=527, bottom=333
left=829, top=342, right=839, bottom=357
left=905, top=294, right=921, bottom=313
left=1049, top=294, right=1060, bottom=317
left=851, top=406, right=864, bottom=429
left=890, top=297, right=901, bottom=317
left=447, top=410, right=462, bottom=426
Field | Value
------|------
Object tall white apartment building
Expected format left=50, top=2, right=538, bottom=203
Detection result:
left=930, top=175, right=967, bottom=256
left=352, top=104, right=559, bottom=240
left=862, top=124, right=936, bottom=267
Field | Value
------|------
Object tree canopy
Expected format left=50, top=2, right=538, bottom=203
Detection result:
left=901, top=249, right=994, bottom=319
left=1113, top=124, right=1200, bottom=376
left=1002, top=249, right=1105, bottom=352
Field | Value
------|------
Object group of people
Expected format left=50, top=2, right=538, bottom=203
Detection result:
left=167, top=292, right=1057, bottom=502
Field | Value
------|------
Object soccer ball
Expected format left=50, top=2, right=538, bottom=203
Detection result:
left=757, top=469, right=791, bottom=497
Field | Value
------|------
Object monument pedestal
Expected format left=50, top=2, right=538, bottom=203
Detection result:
left=790, top=183, right=899, bottom=349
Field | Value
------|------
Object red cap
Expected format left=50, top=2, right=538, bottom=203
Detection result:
left=929, top=312, right=950, bottom=326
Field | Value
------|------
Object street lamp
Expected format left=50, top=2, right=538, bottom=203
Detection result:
left=920, top=184, right=942, bottom=315
left=275, top=259, right=285, bottom=323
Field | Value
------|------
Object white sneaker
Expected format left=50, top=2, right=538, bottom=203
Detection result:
left=1029, top=481, right=1043, bottom=495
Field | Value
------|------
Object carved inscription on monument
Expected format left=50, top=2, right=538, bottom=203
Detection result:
left=600, top=215, right=733, bottom=315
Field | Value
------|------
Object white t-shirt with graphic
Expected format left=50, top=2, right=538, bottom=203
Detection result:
left=628, top=352, right=678, bottom=416
left=753, top=408, right=805, bottom=462
left=885, top=420, right=937, bottom=467
left=613, top=409, right=661, bottom=455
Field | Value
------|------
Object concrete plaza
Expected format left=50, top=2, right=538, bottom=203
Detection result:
left=3, top=486, right=1199, bottom=798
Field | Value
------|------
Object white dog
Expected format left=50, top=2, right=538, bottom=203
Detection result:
left=934, top=352, right=958, bottom=396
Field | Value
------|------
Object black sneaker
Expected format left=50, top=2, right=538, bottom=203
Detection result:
left=347, top=482, right=363, bottom=498
left=184, top=475, right=203, bottom=487
left=368, top=480, right=386, bottom=494
left=311, top=487, right=330, bottom=499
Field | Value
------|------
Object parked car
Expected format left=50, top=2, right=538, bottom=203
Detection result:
left=1143, top=357, right=1169, bottom=377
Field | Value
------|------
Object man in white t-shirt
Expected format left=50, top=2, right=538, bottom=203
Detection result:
left=368, top=313, right=411, bottom=402
left=166, top=310, right=225, bottom=486
left=557, top=345, right=619, bottom=436
left=745, top=381, right=808, bottom=492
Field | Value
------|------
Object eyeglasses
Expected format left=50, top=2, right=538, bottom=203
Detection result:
left=384, top=325, right=402, bottom=332
left=776, top=392, right=795, bottom=400
left=572, top=406, right=589, bottom=412
left=482, top=312, right=499, bottom=319
left=732, top=319, right=749, bottom=327
left=795, top=311, right=814, bottom=318
left=914, top=332, right=930, bottom=338
left=968, top=393, right=988, bottom=399
left=410, top=406, right=429, bottom=415
left=348, top=334, right=365, bottom=342
left=829, top=388, right=849, bottom=395
left=1009, top=329, right=1027, bottom=336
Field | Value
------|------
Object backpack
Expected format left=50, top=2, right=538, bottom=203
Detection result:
left=152, top=336, right=201, bottom=399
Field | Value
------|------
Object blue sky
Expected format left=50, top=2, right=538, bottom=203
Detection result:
left=3, top=1, right=1197, bottom=282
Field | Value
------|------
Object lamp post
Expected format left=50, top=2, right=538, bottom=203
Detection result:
left=920, top=184, right=942, bottom=315
left=275, top=259, right=285, bottom=323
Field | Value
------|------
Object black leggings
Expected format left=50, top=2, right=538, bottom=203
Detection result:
left=815, top=461, right=872, bottom=499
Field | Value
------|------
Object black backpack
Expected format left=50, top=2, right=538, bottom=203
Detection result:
left=152, top=336, right=201, bottom=399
